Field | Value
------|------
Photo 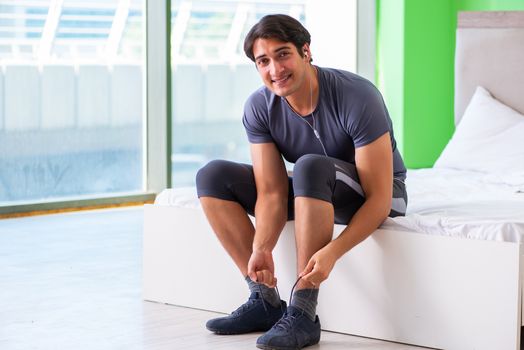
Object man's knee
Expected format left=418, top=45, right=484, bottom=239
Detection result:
left=292, top=155, right=334, bottom=202
left=196, top=159, right=233, bottom=192
left=293, top=154, right=332, bottom=183
left=196, top=160, right=256, bottom=207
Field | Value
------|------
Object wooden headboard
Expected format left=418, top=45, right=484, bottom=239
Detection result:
left=455, top=11, right=524, bottom=125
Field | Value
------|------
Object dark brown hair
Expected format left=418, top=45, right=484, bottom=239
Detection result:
left=243, top=14, right=311, bottom=62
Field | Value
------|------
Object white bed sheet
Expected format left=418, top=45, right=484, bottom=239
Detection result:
left=154, top=186, right=200, bottom=209
left=155, top=168, right=524, bottom=243
left=383, top=168, right=524, bottom=243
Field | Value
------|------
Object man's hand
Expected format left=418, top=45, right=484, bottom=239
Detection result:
left=247, top=250, right=277, bottom=288
left=299, top=244, right=337, bottom=287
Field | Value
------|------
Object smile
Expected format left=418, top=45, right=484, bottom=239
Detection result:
left=271, top=74, right=291, bottom=85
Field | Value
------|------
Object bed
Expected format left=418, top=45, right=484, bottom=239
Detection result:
left=143, top=11, right=524, bottom=350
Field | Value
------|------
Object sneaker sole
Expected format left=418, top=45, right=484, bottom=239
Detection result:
left=255, top=338, right=320, bottom=350
left=207, top=326, right=272, bottom=335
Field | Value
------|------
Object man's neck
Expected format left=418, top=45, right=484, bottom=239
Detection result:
left=285, top=65, right=319, bottom=116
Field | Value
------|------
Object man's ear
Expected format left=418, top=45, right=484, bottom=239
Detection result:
left=302, top=44, right=311, bottom=60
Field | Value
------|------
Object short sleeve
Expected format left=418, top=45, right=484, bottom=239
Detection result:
left=242, top=90, right=274, bottom=144
left=347, top=83, right=391, bottom=148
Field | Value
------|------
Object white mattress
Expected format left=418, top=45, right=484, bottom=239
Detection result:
left=155, top=169, right=524, bottom=243
left=383, top=168, right=524, bottom=243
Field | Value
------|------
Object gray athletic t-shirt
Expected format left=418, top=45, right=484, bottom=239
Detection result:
left=242, top=66, right=407, bottom=180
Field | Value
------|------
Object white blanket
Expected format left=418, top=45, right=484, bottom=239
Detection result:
left=155, top=168, right=524, bottom=243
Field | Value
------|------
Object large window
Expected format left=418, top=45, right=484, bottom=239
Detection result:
left=0, top=0, right=145, bottom=204
left=169, top=0, right=357, bottom=187
left=0, top=0, right=365, bottom=210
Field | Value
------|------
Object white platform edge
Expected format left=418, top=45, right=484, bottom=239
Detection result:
left=143, top=204, right=523, bottom=350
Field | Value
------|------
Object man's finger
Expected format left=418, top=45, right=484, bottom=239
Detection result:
left=302, top=264, right=321, bottom=286
left=302, top=270, right=315, bottom=282
left=299, top=258, right=316, bottom=277
left=302, top=273, right=318, bottom=287
left=255, top=270, right=264, bottom=283
left=248, top=270, right=258, bottom=282
left=257, top=270, right=270, bottom=285
left=256, top=269, right=276, bottom=288
left=262, top=270, right=274, bottom=286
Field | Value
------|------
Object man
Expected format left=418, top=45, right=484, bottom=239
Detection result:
left=196, top=14, right=407, bottom=350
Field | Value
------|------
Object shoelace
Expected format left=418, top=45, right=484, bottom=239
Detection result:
left=231, top=297, right=257, bottom=316
left=251, top=275, right=317, bottom=320
left=255, top=283, right=284, bottom=316
left=232, top=283, right=284, bottom=316
left=270, top=276, right=317, bottom=331
left=274, top=311, right=299, bottom=332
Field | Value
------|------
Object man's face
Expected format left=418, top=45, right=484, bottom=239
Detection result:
left=252, top=38, right=309, bottom=97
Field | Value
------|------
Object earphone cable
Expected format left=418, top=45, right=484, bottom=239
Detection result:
left=286, top=66, right=328, bottom=157
left=308, top=70, right=328, bottom=157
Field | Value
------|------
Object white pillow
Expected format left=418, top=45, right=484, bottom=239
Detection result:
left=434, top=86, right=524, bottom=175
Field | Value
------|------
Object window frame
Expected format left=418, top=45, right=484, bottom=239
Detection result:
left=0, top=0, right=160, bottom=216
left=357, top=0, right=376, bottom=83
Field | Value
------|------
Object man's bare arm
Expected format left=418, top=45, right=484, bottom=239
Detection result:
left=331, top=131, right=393, bottom=251
left=301, top=132, right=393, bottom=285
left=247, top=142, right=289, bottom=286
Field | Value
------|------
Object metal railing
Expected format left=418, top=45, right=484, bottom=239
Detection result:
left=0, top=0, right=143, bottom=63
left=0, top=0, right=305, bottom=65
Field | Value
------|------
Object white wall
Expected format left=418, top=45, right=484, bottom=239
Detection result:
left=305, top=0, right=357, bottom=73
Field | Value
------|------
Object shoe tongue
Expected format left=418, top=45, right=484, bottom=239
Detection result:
left=248, top=291, right=261, bottom=300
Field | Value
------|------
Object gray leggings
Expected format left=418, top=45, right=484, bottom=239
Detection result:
left=196, top=154, right=407, bottom=225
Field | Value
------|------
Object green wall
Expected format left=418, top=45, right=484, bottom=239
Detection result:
left=377, top=0, right=524, bottom=168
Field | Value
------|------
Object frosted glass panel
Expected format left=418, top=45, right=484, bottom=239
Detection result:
left=0, top=0, right=145, bottom=203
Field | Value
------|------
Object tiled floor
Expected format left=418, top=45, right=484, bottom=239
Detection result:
left=0, top=207, right=431, bottom=350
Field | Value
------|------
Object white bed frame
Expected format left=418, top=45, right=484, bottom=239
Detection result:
left=143, top=12, right=524, bottom=350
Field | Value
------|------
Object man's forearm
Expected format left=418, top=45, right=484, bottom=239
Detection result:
left=252, top=193, right=288, bottom=252
left=329, top=196, right=390, bottom=260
